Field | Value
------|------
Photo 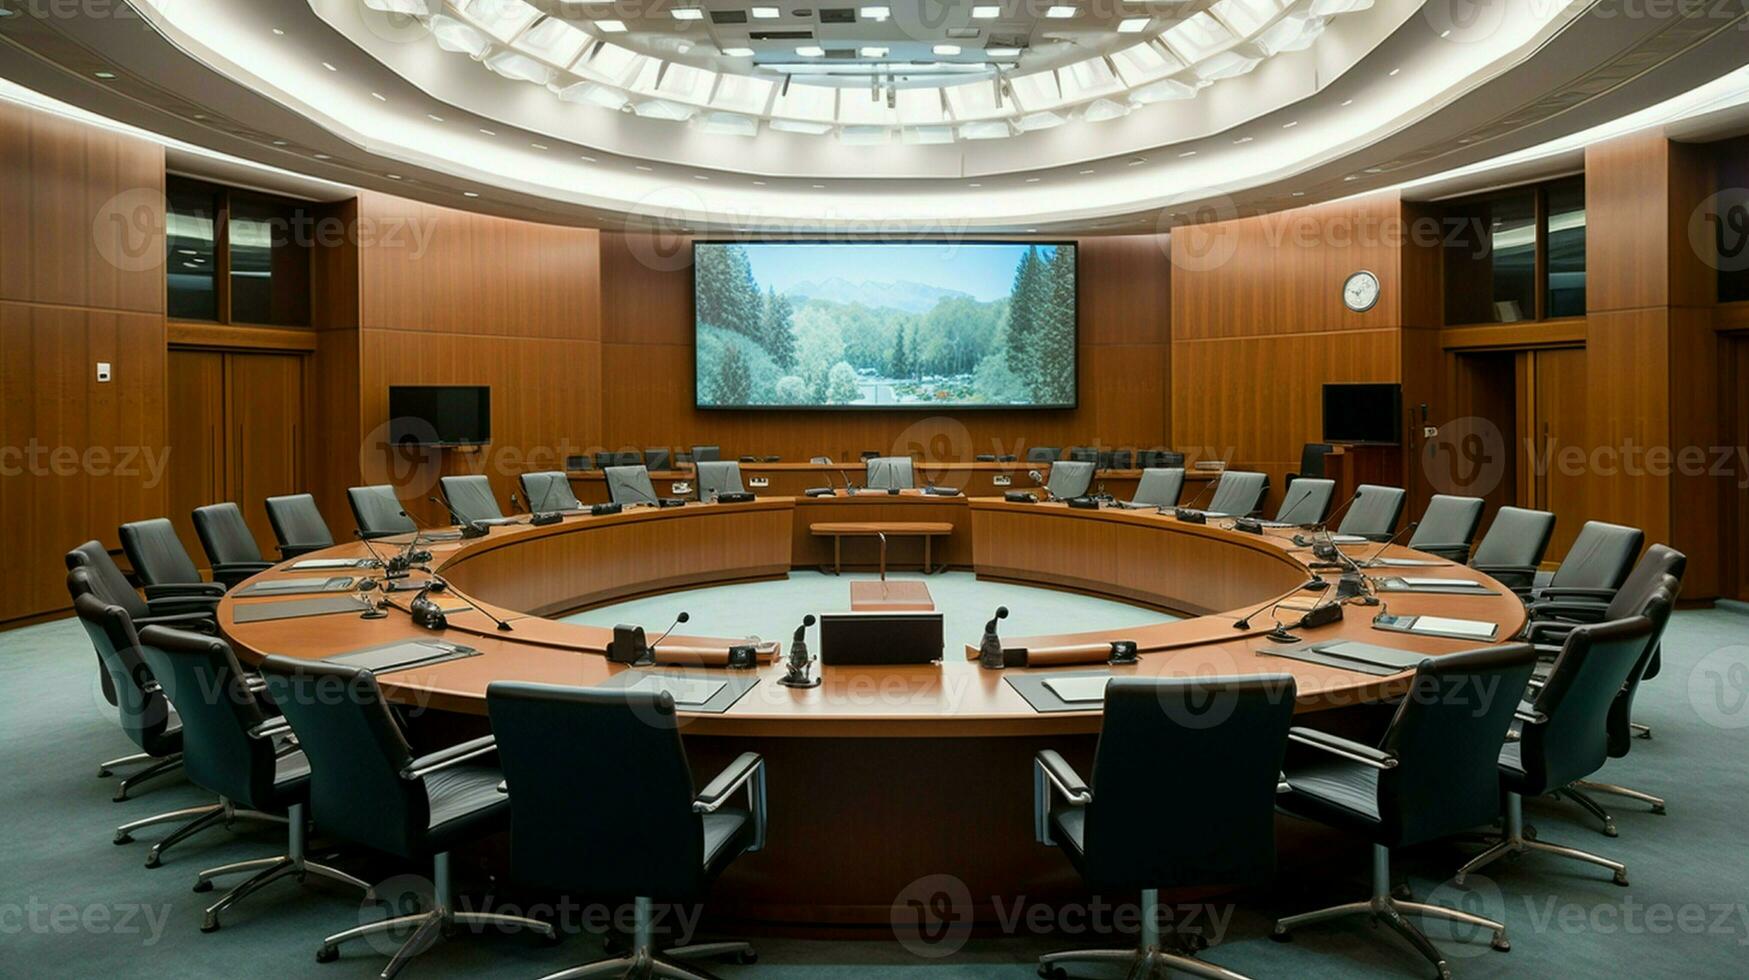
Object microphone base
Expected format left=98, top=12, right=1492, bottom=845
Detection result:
left=1262, top=626, right=1300, bottom=644
left=777, top=674, right=821, bottom=689
left=359, top=608, right=388, bottom=620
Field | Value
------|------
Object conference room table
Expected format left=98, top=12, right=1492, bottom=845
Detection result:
left=216, top=493, right=1526, bottom=927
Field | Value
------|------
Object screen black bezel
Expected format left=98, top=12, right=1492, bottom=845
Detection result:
left=387, top=384, right=493, bottom=448
left=1320, top=382, right=1402, bottom=446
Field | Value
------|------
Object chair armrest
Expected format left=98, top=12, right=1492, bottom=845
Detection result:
left=248, top=717, right=295, bottom=741
left=1288, top=727, right=1398, bottom=770
left=1514, top=700, right=1549, bottom=726
left=401, top=734, right=497, bottom=781
left=211, top=562, right=276, bottom=589
left=1472, top=563, right=1538, bottom=579
left=693, top=752, right=764, bottom=813
left=277, top=544, right=327, bottom=560
left=134, top=610, right=218, bottom=636
left=144, top=582, right=227, bottom=599
left=1035, top=750, right=1091, bottom=805
left=1536, top=586, right=1617, bottom=602
left=1527, top=600, right=1609, bottom=623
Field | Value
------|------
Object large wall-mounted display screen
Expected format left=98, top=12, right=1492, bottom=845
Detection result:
left=693, top=241, right=1077, bottom=410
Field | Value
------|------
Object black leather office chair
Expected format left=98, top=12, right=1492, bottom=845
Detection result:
left=1335, top=484, right=1407, bottom=541
left=1285, top=442, right=1333, bottom=488
left=1408, top=495, right=1486, bottom=562
left=348, top=485, right=417, bottom=540
left=1204, top=471, right=1267, bottom=517
left=1274, top=478, right=1334, bottom=525
left=257, top=656, right=554, bottom=976
left=1103, top=449, right=1133, bottom=470
left=1135, top=449, right=1185, bottom=470
left=1524, top=519, right=1645, bottom=612
left=1454, top=613, right=1658, bottom=888
left=1047, top=459, right=1095, bottom=499
left=136, top=626, right=367, bottom=930
left=67, top=540, right=217, bottom=709
left=487, top=682, right=765, bottom=979
left=120, top=517, right=230, bottom=594
left=1126, top=468, right=1185, bottom=509
left=1034, top=676, right=1296, bottom=980
left=265, top=494, right=336, bottom=560
left=519, top=471, right=584, bottom=513
left=690, top=444, right=722, bottom=463
left=438, top=474, right=506, bottom=524
left=865, top=456, right=915, bottom=491
left=1067, top=446, right=1099, bottom=464
left=192, top=503, right=278, bottom=588
left=644, top=448, right=673, bottom=471
left=1272, top=644, right=1537, bottom=976
left=1468, top=506, right=1556, bottom=599
left=1026, top=446, right=1062, bottom=464
left=696, top=460, right=746, bottom=499
left=606, top=464, right=661, bottom=505
left=597, top=450, right=642, bottom=468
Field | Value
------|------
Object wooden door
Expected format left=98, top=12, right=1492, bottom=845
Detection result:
left=1517, top=347, right=1588, bottom=561
left=166, top=349, right=228, bottom=569
left=225, top=352, right=305, bottom=554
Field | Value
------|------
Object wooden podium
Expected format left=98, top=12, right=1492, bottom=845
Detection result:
left=849, top=580, right=935, bottom=611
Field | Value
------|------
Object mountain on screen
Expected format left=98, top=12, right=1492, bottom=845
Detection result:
left=784, top=278, right=973, bottom=314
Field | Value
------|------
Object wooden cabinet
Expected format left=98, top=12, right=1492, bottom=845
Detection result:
left=166, top=349, right=306, bottom=568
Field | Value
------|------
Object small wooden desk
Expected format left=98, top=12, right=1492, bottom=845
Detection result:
left=810, top=521, right=954, bottom=575
left=849, top=580, right=935, bottom=611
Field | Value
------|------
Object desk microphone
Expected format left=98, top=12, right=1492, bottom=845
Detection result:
left=1317, top=488, right=1365, bottom=532
left=1358, top=520, right=1419, bottom=567
left=978, top=606, right=1009, bottom=670
left=1173, top=476, right=1217, bottom=521
left=428, top=495, right=488, bottom=538
left=1232, top=579, right=1320, bottom=631
left=527, top=478, right=564, bottom=525
left=779, top=615, right=820, bottom=688
left=509, top=492, right=525, bottom=514
left=429, top=574, right=516, bottom=631
left=1276, top=481, right=1318, bottom=526
left=1027, top=469, right=1053, bottom=501
left=648, top=610, right=689, bottom=659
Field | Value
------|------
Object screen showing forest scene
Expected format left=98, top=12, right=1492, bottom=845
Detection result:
left=693, top=241, right=1077, bottom=409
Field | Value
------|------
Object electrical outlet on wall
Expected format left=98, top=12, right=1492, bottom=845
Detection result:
left=96, top=362, right=112, bottom=383
left=993, top=474, right=1012, bottom=487
left=749, top=477, right=770, bottom=488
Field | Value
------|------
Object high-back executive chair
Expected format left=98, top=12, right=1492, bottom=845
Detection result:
left=1026, top=446, right=1062, bottom=464
left=1272, top=644, right=1538, bottom=976
left=1525, top=519, right=1645, bottom=613
left=1203, top=471, right=1267, bottom=517
left=1335, top=484, right=1407, bottom=541
left=1408, top=494, right=1486, bottom=562
left=519, top=470, right=584, bottom=513
left=347, top=485, right=417, bottom=540
left=644, top=448, right=672, bottom=472
left=1273, top=478, right=1335, bottom=525
left=1046, top=459, right=1095, bottom=499
left=438, top=474, right=507, bottom=525
left=1034, top=676, right=1296, bottom=980
left=1125, top=467, right=1185, bottom=509
left=191, top=503, right=277, bottom=588
left=865, top=456, right=915, bottom=491
left=264, top=494, right=335, bottom=560
left=690, top=444, right=722, bottom=463
left=488, top=682, right=767, bottom=978
left=1454, top=611, right=1661, bottom=889
left=606, top=464, right=661, bottom=505
left=696, top=460, right=747, bottom=500
left=258, top=656, right=554, bottom=977
left=1286, top=442, right=1334, bottom=488
left=1468, top=506, right=1557, bottom=598
left=1135, top=449, right=1185, bottom=470
left=136, top=626, right=367, bottom=931
left=1066, top=446, right=1099, bottom=464
left=66, top=540, right=217, bottom=709
left=120, top=517, right=230, bottom=594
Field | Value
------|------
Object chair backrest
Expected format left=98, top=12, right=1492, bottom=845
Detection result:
left=348, top=485, right=417, bottom=539
left=1129, top=468, right=1185, bottom=508
left=1336, top=484, right=1406, bottom=539
left=1468, top=506, right=1556, bottom=583
left=119, top=518, right=205, bottom=586
left=137, top=626, right=278, bottom=809
left=1610, top=576, right=1680, bottom=757
left=257, top=656, right=425, bottom=858
left=1548, top=521, right=1646, bottom=591
left=65, top=540, right=150, bottom=621
left=1602, top=543, right=1687, bottom=621
left=1274, top=478, right=1335, bottom=524
left=1297, top=443, right=1334, bottom=478
left=1136, top=450, right=1185, bottom=470
left=1521, top=615, right=1656, bottom=791
left=265, top=494, right=335, bottom=551
left=193, top=502, right=265, bottom=566
left=488, top=682, right=708, bottom=899
left=1102, top=450, right=1133, bottom=471
left=644, top=449, right=672, bottom=471
left=690, top=445, right=721, bottom=463
left=68, top=575, right=175, bottom=754
left=519, top=471, right=583, bottom=512
left=1066, top=446, right=1099, bottom=464
left=1374, top=643, right=1538, bottom=846
left=696, top=460, right=746, bottom=499
left=1026, top=446, right=1061, bottom=463
left=1048, top=460, right=1096, bottom=499
left=605, top=465, right=660, bottom=505
left=1078, top=676, right=1296, bottom=890
left=865, top=456, right=915, bottom=491
left=439, top=475, right=505, bottom=523
left=1409, top=495, right=1485, bottom=553
left=1205, top=471, right=1267, bottom=516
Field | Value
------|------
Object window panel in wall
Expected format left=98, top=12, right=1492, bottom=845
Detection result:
left=1544, top=177, right=1586, bottom=318
left=166, top=179, right=219, bottom=321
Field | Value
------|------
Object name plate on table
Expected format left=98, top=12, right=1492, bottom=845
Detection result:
left=591, top=669, right=761, bottom=714
left=233, top=576, right=356, bottom=597
left=325, top=639, right=480, bottom=674
left=1374, top=577, right=1498, bottom=596
left=289, top=558, right=374, bottom=570
left=1372, top=613, right=1499, bottom=641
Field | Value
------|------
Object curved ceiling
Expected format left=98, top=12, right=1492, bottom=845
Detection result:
left=1, top=0, right=1747, bottom=232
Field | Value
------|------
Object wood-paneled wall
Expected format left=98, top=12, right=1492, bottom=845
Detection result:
left=0, top=101, right=166, bottom=624
left=597, top=232, right=1172, bottom=463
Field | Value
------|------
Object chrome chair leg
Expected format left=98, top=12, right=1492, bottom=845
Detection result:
left=1571, top=779, right=1666, bottom=814
left=143, top=799, right=283, bottom=868
left=114, top=803, right=221, bottom=844
left=1631, top=722, right=1652, bottom=740
left=539, top=896, right=753, bottom=980
left=98, top=751, right=157, bottom=777
left=1558, top=786, right=1619, bottom=837
left=195, top=803, right=370, bottom=932
left=1041, top=889, right=1251, bottom=980
left=1456, top=792, right=1629, bottom=887
left=113, top=754, right=183, bottom=801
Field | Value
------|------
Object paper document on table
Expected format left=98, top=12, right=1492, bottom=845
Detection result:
left=1043, top=675, right=1112, bottom=704
left=626, top=674, right=727, bottom=707
left=1401, top=577, right=1485, bottom=588
left=1411, top=616, right=1498, bottom=639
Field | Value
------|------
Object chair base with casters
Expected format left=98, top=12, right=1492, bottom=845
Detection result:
left=1272, top=843, right=1509, bottom=980
left=1456, top=792, right=1629, bottom=887
left=192, top=801, right=370, bottom=933
left=1571, top=778, right=1666, bottom=818
left=101, top=751, right=183, bottom=800
left=315, top=850, right=555, bottom=979
left=1037, top=887, right=1248, bottom=980
left=114, top=796, right=287, bottom=869
left=539, top=896, right=757, bottom=980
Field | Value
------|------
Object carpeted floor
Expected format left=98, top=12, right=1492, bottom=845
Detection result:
left=3, top=579, right=1747, bottom=978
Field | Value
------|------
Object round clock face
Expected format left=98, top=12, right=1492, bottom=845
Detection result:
left=1342, top=271, right=1381, bottom=312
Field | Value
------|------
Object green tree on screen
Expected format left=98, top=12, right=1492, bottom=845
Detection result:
left=761, top=286, right=798, bottom=371
left=827, top=361, right=861, bottom=404
left=890, top=325, right=912, bottom=379
left=1004, top=246, right=1043, bottom=390
left=714, top=344, right=752, bottom=405
left=1034, top=246, right=1077, bottom=404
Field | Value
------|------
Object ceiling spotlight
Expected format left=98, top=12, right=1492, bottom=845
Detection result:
left=933, top=44, right=960, bottom=55
left=986, top=46, right=1020, bottom=57
left=321, top=62, right=338, bottom=71
left=1045, top=5, right=1077, bottom=18
left=972, top=5, right=1000, bottom=18
left=750, top=6, right=780, bottom=17
left=861, top=46, right=889, bottom=57
left=797, top=45, right=825, bottom=56
left=463, top=191, right=480, bottom=198
left=596, top=19, right=626, bottom=31
left=723, top=47, right=755, bottom=56
left=1117, top=16, right=1148, bottom=32
left=370, top=92, right=387, bottom=101
left=93, top=70, right=116, bottom=79
left=671, top=7, right=704, bottom=20
left=860, top=5, right=890, bottom=20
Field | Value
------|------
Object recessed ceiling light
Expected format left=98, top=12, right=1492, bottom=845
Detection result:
left=1233, top=136, right=1254, bottom=144
left=1178, top=150, right=1196, bottom=157
left=972, top=5, right=1000, bottom=18
left=797, top=45, right=825, bottom=57
left=1292, top=191, right=1305, bottom=196
left=635, top=164, right=654, bottom=171
left=1126, top=157, right=1145, bottom=166
left=1281, top=120, right=1297, bottom=128
left=271, top=27, right=284, bottom=35
left=1117, top=16, right=1148, bottom=33
left=531, top=142, right=549, bottom=150
left=752, top=180, right=767, bottom=185
left=1026, top=228, right=1038, bottom=233
left=861, top=46, right=888, bottom=57
left=1388, top=67, right=1401, bottom=76
left=596, top=19, right=626, bottom=31
left=321, top=62, right=337, bottom=72
left=671, top=7, right=704, bottom=20
left=1045, top=5, right=1077, bottom=18
left=860, top=5, right=890, bottom=20
left=750, top=6, right=780, bottom=17
left=968, top=182, right=982, bottom=187
left=427, top=114, right=445, bottom=122
left=93, top=71, right=116, bottom=79
left=580, top=155, right=596, bottom=162
left=313, top=153, right=330, bottom=160
left=1078, top=169, right=1094, bottom=174
left=1341, top=98, right=1354, bottom=106
left=463, top=191, right=480, bottom=198
left=1025, top=177, right=1041, bottom=183
left=986, top=46, right=1020, bottom=57
left=386, top=173, right=402, bottom=180
left=271, top=139, right=288, bottom=146
left=371, top=92, right=387, bottom=101
left=177, top=248, right=197, bottom=255
left=479, top=128, right=495, bottom=135
left=723, top=47, right=755, bottom=57
left=812, top=184, right=825, bottom=189
left=933, top=44, right=960, bottom=55
left=694, top=174, right=710, bottom=180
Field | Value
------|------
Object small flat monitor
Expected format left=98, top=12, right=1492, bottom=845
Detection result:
left=819, top=612, right=944, bottom=665
left=388, top=386, right=491, bottom=447
left=1321, top=383, right=1402, bottom=445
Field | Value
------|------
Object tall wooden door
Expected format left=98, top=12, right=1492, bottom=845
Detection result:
left=1516, top=347, right=1588, bottom=561
left=226, top=353, right=305, bottom=553
left=166, top=350, right=228, bottom=565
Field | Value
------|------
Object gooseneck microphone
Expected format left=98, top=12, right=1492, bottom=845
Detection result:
left=1028, top=469, right=1052, bottom=501
left=979, top=606, right=1010, bottom=670
left=1276, top=481, right=1317, bottom=527
left=1319, top=488, right=1364, bottom=532
left=1358, top=520, right=1420, bottom=568
left=429, top=574, right=516, bottom=631
left=1232, top=579, right=1320, bottom=631
left=648, top=610, right=690, bottom=659
left=780, top=615, right=820, bottom=688
left=428, top=495, right=488, bottom=538
left=1173, top=476, right=1218, bottom=522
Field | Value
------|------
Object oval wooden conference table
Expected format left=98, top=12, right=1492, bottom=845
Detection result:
left=217, top=493, right=1526, bottom=928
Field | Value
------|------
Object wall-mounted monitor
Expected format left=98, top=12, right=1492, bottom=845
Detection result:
left=1321, top=383, right=1402, bottom=445
left=693, top=241, right=1078, bottom=410
left=388, top=385, right=491, bottom=447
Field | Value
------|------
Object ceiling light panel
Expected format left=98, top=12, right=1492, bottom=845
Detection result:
left=459, top=0, right=540, bottom=41
left=838, top=91, right=898, bottom=125
left=1254, top=12, right=1325, bottom=54
left=1163, top=12, right=1235, bottom=62
left=515, top=17, right=590, bottom=67
left=944, top=78, right=1005, bottom=120
left=576, top=42, right=648, bottom=86
left=771, top=80, right=838, bottom=122
left=671, top=7, right=706, bottom=20
left=484, top=50, right=556, bottom=83
left=429, top=15, right=491, bottom=57
left=896, top=87, right=946, bottom=125
left=1009, top=71, right=1062, bottom=111
left=710, top=73, right=775, bottom=113
left=971, top=5, right=1001, bottom=18
left=1059, top=58, right=1120, bottom=100
left=1110, top=41, right=1181, bottom=85
left=1211, top=0, right=1286, bottom=37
